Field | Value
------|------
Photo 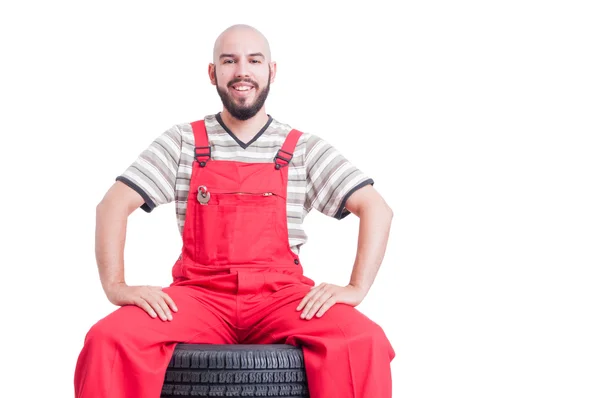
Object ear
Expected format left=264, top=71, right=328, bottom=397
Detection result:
left=270, top=61, right=277, bottom=83
left=208, top=63, right=217, bottom=86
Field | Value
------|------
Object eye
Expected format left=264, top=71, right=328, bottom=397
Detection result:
left=223, top=59, right=234, bottom=64
left=251, top=59, right=261, bottom=64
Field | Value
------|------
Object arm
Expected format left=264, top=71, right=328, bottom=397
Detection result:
left=95, top=180, right=145, bottom=296
left=95, top=181, right=177, bottom=321
left=344, top=184, right=394, bottom=296
left=297, top=184, right=394, bottom=320
left=298, top=132, right=392, bottom=319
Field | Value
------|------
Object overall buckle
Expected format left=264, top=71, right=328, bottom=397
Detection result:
left=274, top=149, right=293, bottom=170
left=194, top=146, right=211, bottom=167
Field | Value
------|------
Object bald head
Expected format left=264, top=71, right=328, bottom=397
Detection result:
left=212, top=24, right=271, bottom=63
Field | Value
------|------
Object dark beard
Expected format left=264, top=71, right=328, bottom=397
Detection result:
left=215, top=70, right=271, bottom=121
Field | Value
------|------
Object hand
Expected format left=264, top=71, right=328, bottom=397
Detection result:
left=106, top=283, right=178, bottom=321
left=296, top=283, right=367, bottom=320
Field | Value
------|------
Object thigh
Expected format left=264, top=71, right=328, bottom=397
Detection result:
left=86, top=285, right=237, bottom=345
left=243, top=284, right=385, bottom=346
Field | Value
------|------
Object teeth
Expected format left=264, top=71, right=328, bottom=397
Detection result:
left=234, top=86, right=252, bottom=91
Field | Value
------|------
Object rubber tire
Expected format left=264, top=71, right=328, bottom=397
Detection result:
left=161, top=344, right=310, bottom=397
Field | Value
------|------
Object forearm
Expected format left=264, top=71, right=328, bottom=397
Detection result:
left=348, top=204, right=393, bottom=295
left=95, top=201, right=129, bottom=295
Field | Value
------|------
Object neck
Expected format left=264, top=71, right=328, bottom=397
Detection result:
left=220, top=108, right=269, bottom=136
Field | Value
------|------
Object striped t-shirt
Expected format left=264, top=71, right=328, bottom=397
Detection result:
left=116, top=113, right=374, bottom=255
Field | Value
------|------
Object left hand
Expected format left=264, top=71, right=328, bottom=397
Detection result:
left=296, top=283, right=367, bottom=320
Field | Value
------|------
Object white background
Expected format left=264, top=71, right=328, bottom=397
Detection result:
left=1, top=1, right=598, bottom=397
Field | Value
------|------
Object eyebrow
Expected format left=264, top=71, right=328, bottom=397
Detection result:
left=219, top=52, right=265, bottom=59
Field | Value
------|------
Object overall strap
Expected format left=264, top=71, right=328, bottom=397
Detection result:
left=274, top=129, right=303, bottom=169
left=190, top=120, right=211, bottom=167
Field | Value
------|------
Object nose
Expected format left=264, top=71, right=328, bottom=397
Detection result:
left=234, top=61, right=250, bottom=78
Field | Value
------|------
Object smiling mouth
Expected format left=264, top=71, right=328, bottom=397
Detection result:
left=230, top=83, right=256, bottom=92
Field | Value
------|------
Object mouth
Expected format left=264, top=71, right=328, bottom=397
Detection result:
left=232, top=84, right=254, bottom=91
left=231, top=84, right=255, bottom=98
left=229, top=82, right=256, bottom=97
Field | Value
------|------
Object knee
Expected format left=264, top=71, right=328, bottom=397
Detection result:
left=84, top=308, right=136, bottom=347
left=370, top=323, right=395, bottom=360
left=364, top=322, right=390, bottom=348
left=84, top=318, right=120, bottom=347
left=345, top=320, right=395, bottom=360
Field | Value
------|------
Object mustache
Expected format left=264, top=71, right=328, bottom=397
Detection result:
left=227, top=78, right=258, bottom=88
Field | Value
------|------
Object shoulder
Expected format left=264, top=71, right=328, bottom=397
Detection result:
left=267, top=116, right=327, bottom=149
left=169, top=114, right=220, bottom=147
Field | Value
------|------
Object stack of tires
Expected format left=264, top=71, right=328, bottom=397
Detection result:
left=161, top=344, right=310, bottom=397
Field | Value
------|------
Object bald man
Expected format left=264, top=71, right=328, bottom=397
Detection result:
left=74, top=24, right=395, bottom=398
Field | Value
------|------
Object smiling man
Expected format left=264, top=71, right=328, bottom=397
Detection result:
left=74, top=24, right=396, bottom=398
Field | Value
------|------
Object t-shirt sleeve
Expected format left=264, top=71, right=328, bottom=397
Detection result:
left=115, top=124, right=182, bottom=213
left=303, top=133, right=374, bottom=220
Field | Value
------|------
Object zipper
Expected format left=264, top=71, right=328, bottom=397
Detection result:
left=197, top=185, right=277, bottom=205
left=219, top=191, right=273, bottom=196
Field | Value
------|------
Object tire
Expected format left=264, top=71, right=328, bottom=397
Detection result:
left=161, top=344, right=310, bottom=397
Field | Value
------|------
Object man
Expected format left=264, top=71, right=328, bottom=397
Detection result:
left=74, top=24, right=395, bottom=397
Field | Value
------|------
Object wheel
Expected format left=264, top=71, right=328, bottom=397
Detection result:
left=161, top=344, right=310, bottom=397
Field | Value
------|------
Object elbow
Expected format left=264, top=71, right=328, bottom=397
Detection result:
left=378, top=196, right=393, bottom=219
left=385, top=204, right=394, bottom=220
left=96, top=200, right=106, bottom=213
left=96, top=197, right=113, bottom=213
left=96, top=197, right=127, bottom=218
left=358, top=201, right=393, bottom=220
left=96, top=200, right=112, bottom=221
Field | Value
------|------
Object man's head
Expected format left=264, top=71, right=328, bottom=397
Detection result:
left=209, top=24, right=276, bottom=121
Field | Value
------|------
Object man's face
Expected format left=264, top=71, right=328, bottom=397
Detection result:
left=215, top=67, right=271, bottom=121
left=210, top=29, right=274, bottom=121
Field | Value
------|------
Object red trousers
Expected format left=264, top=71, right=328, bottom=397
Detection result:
left=74, top=121, right=395, bottom=397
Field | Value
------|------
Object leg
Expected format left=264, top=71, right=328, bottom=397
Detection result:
left=74, top=285, right=237, bottom=398
left=244, top=283, right=396, bottom=398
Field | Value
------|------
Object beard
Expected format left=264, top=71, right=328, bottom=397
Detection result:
left=215, top=69, right=271, bottom=121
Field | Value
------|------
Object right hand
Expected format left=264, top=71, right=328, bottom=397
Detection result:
left=106, top=283, right=178, bottom=321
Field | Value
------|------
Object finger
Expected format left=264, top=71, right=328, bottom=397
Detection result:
left=134, top=298, right=157, bottom=319
left=316, top=297, right=337, bottom=318
left=304, top=290, right=333, bottom=320
left=160, top=292, right=178, bottom=313
left=153, top=294, right=173, bottom=321
left=296, top=284, right=325, bottom=311
left=147, top=297, right=169, bottom=321
left=301, top=288, right=330, bottom=319
left=298, top=283, right=326, bottom=310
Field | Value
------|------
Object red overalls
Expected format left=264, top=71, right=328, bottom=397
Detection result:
left=74, top=120, right=395, bottom=397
